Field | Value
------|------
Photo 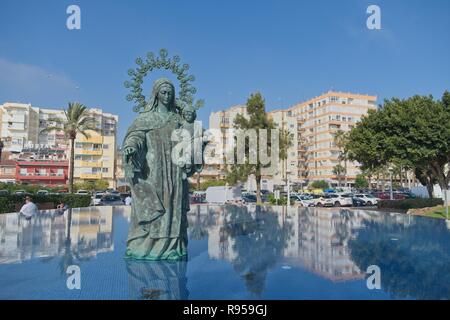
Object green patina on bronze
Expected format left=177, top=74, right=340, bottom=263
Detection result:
left=123, top=50, right=205, bottom=261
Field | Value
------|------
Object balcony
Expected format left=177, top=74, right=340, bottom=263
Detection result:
left=79, top=161, right=103, bottom=168
left=77, top=136, right=103, bottom=144
left=18, top=172, right=67, bottom=181
left=76, top=149, right=102, bottom=156
left=80, top=173, right=102, bottom=179
left=17, top=160, right=69, bottom=167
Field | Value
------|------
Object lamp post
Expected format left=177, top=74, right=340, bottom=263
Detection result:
left=287, top=171, right=291, bottom=206
left=389, top=166, right=394, bottom=200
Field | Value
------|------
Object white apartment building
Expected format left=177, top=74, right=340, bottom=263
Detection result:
left=206, top=91, right=377, bottom=190
left=0, top=102, right=119, bottom=187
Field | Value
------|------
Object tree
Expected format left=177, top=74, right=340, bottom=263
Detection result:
left=226, top=93, right=276, bottom=203
left=347, top=93, right=450, bottom=198
left=310, top=180, right=329, bottom=190
left=332, top=164, right=345, bottom=187
left=333, top=130, right=350, bottom=187
left=41, top=102, right=98, bottom=193
left=279, top=128, right=294, bottom=180
left=354, top=174, right=369, bottom=190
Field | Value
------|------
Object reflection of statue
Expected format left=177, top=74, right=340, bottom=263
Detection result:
left=126, top=260, right=189, bottom=300
left=123, top=78, right=205, bottom=260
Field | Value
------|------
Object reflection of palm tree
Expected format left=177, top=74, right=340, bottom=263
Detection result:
left=221, top=205, right=293, bottom=297
left=58, top=209, right=90, bottom=275
left=349, top=216, right=450, bottom=299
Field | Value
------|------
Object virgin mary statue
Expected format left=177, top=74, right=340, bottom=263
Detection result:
left=123, top=78, right=200, bottom=261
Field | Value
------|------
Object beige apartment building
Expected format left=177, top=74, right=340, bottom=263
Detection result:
left=206, top=91, right=377, bottom=189
left=0, top=102, right=119, bottom=188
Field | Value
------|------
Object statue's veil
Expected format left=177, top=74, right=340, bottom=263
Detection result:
left=143, top=78, right=176, bottom=113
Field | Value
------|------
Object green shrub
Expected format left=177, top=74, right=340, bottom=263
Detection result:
left=0, top=194, right=92, bottom=214
left=378, top=198, right=443, bottom=210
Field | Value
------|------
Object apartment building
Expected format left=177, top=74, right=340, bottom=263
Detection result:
left=73, top=108, right=118, bottom=188
left=287, top=92, right=377, bottom=186
left=206, top=91, right=377, bottom=189
left=0, top=103, right=119, bottom=187
left=202, top=105, right=248, bottom=181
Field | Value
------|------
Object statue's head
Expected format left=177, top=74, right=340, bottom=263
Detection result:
left=182, top=105, right=196, bottom=123
left=146, top=78, right=175, bottom=112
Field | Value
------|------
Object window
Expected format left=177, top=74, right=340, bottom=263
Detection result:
left=103, top=144, right=109, bottom=149
left=102, top=168, right=108, bottom=173
left=75, top=142, right=83, bottom=148
left=20, top=168, right=27, bottom=175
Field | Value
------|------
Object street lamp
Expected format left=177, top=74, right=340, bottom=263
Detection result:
left=388, top=166, right=394, bottom=200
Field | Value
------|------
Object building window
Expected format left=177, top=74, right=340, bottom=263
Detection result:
left=103, top=144, right=109, bottom=149
left=75, top=142, right=83, bottom=148
left=102, top=168, right=108, bottom=173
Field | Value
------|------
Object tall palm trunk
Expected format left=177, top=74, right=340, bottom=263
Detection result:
left=255, top=173, right=262, bottom=203
left=69, top=138, right=75, bottom=193
left=344, top=160, right=348, bottom=187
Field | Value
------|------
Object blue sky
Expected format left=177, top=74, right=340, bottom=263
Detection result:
left=1, top=0, right=449, bottom=142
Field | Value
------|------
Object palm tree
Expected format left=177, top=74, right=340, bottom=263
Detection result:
left=279, top=128, right=294, bottom=181
left=41, top=102, right=98, bottom=193
left=333, top=164, right=346, bottom=188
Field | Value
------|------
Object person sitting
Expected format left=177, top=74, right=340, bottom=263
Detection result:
left=19, top=196, right=39, bottom=220
left=55, top=201, right=69, bottom=215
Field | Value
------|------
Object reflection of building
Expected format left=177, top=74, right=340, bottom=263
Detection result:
left=200, top=205, right=376, bottom=282
left=0, top=102, right=119, bottom=187
left=0, top=207, right=114, bottom=264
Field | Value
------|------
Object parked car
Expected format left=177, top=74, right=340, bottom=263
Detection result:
left=314, top=194, right=335, bottom=207
left=329, top=194, right=353, bottom=207
left=92, top=193, right=105, bottom=206
left=291, top=194, right=315, bottom=207
left=0, top=190, right=10, bottom=196
left=242, top=194, right=257, bottom=203
left=190, top=194, right=206, bottom=204
left=14, top=190, right=27, bottom=195
left=76, top=189, right=90, bottom=195
left=353, top=194, right=379, bottom=206
left=352, top=196, right=366, bottom=207
left=36, top=190, right=49, bottom=195
left=100, top=195, right=124, bottom=206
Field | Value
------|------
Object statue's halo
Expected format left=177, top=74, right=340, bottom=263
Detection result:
left=124, top=48, right=203, bottom=113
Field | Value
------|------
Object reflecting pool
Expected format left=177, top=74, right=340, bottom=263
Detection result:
left=0, top=205, right=449, bottom=300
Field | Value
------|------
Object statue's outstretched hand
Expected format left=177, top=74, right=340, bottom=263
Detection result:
left=124, top=147, right=139, bottom=168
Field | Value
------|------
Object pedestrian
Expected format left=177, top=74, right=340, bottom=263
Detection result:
left=55, top=200, right=69, bottom=215
left=19, top=196, right=39, bottom=220
left=125, top=195, right=132, bottom=205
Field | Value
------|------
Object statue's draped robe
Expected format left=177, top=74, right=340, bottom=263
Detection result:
left=123, top=111, right=190, bottom=260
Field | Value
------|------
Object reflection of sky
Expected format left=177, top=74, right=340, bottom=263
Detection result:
left=0, top=205, right=448, bottom=300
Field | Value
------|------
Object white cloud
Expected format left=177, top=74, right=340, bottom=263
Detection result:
left=0, top=58, right=78, bottom=103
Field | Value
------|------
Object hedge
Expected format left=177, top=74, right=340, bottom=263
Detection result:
left=378, top=198, right=444, bottom=211
left=0, top=194, right=92, bottom=214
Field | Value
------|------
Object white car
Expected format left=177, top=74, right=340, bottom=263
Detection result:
left=76, top=189, right=89, bottom=195
left=354, top=194, right=379, bottom=206
left=92, top=193, right=104, bottom=206
left=314, top=194, right=335, bottom=207
left=329, top=194, right=353, bottom=207
left=291, top=195, right=315, bottom=207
